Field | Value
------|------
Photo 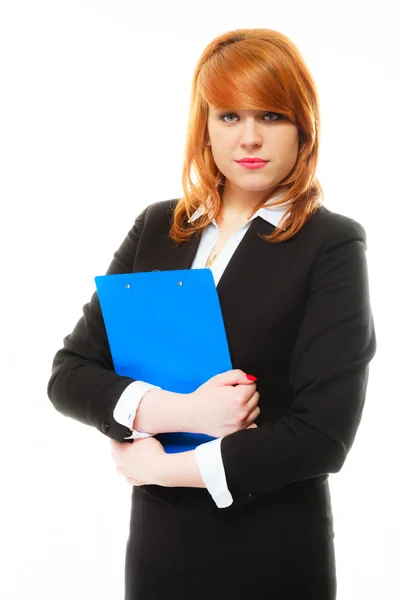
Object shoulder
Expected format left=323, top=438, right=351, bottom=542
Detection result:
left=142, top=198, right=180, bottom=222
left=306, top=203, right=368, bottom=248
left=127, top=198, right=179, bottom=238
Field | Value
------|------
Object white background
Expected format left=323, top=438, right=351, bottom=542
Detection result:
left=1, top=1, right=398, bottom=598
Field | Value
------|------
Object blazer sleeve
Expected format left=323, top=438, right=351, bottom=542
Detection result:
left=47, top=204, right=150, bottom=442
left=220, top=218, right=377, bottom=497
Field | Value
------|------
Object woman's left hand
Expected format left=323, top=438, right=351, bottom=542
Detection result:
left=110, top=437, right=166, bottom=486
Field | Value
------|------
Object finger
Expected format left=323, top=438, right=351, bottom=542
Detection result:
left=245, top=391, right=260, bottom=411
left=243, top=406, right=261, bottom=428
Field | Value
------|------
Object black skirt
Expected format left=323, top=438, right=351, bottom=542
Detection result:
left=125, top=478, right=337, bottom=599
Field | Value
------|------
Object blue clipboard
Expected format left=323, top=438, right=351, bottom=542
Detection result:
left=95, top=268, right=232, bottom=453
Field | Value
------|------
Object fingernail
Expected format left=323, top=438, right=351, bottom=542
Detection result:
left=246, top=374, right=257, bottom=381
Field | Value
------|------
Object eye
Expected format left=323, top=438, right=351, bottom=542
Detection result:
left=218, top=112, right=282, bottom=123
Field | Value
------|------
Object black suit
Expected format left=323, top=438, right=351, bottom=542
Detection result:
left=47, top=198, right=376, bottom=598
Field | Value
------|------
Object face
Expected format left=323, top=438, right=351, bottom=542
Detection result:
left=207, top=104, right=299, bottom=207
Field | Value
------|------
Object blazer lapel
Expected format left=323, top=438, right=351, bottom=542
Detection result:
left=146, top=214, right=277, bottom=287
left=214, top=216, right=276, bottom=297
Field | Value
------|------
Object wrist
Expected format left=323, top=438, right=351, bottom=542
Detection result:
left=133, top=389, right=197, bottom=434
left=155, top=449, right=206, bottom=489
left=155, top=453, right=174, bottom=487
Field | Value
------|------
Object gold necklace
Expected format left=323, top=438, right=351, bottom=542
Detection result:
left=205, top=216, right=247, bottom=268
left=205, top=246, right=220, bottom=268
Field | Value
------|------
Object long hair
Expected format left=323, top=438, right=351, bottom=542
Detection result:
left=169, top=28, right=324, bottom=245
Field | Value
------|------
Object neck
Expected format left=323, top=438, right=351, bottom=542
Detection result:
left=218, top=184, right=290, bottom=227
left=215, top=210, right=253, bottom=232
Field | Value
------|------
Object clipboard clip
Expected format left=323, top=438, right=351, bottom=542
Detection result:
left=152, top=269, right=183, bottom=286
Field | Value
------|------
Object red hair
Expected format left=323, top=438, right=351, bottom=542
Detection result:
left=169, top=28, right=324, bottom=245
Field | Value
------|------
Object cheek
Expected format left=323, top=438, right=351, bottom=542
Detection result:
left=276, top=129, right=299, bottom=165
left=211, top=145, right=232, bottom=168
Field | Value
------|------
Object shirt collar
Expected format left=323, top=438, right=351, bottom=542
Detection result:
left=187, top=190, right=293, bottom=229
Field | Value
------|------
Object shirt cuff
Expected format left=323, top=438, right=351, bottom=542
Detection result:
left=113, top=381, right=161, bottom=440
left=194, top=437, right=233, bottom=508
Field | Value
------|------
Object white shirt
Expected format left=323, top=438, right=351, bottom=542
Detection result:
left=113, top=192, right=292, bottom=508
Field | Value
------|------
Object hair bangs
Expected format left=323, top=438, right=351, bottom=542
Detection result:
left=198, top=41, right=294, bottom=121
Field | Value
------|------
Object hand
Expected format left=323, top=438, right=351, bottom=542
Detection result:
left=110, top=437, right=166, bottom=486
left=188, top=369, right=260, bottom=438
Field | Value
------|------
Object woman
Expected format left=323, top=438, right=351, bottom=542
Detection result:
left=47, top=28, right=377, bottom=598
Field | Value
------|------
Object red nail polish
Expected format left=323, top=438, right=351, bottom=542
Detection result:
left=246, top=374, right=257, bottom=381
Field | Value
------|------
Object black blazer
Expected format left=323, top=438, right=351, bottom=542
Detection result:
left=47, top=198, right=377, bottom=513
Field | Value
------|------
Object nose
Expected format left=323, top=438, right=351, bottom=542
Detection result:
left=240, top=117, right=263, bottom=147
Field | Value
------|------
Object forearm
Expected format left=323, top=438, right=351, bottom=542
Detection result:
left=133, top=388, right=197, bottom=434
left=156, top=450, right=206, bottom=488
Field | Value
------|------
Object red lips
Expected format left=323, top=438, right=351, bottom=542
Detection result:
left=236, top=158, right=269, bottom=163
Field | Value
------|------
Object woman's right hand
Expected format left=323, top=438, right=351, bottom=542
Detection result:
left=188, top=369, right=260, bottom=438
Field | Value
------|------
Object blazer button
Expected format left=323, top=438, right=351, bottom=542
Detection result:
left=101, top=422, right=109, bottom=433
